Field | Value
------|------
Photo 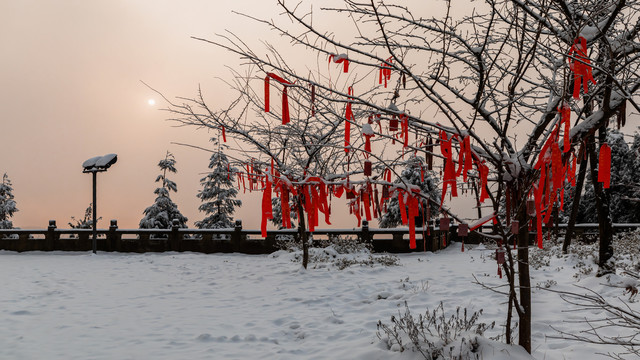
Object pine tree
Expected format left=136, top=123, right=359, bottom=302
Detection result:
left=379, top=158, right=441, bottom=228
left=195, top=146, right=242, bottom=229
left=567, top=130, right=640, bottom=224
left=0, top=173, right=18, bottom=229
left=139, top=151, right=188, bottom=229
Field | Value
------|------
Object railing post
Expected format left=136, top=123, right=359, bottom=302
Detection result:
left=232, top=220, right=243, bottom=251
left=170, top=219, right=181, bottom=251
left=109, top=220, right=119, bottom=252
left=47, top=220, right=57, bottom=251
left=361, top=220, right=371, bottom=244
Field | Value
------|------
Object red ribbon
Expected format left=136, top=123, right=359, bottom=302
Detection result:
left=598, top=143, right=611, bottom=189
left=570, top=154, right=577, bottom=187
left=440, top=131, right=458, bottom=206
left=478, top=160, right=490, bottom=203
left=399, top=114, right=409, bottom=148
left=264, top=73, right=292, bottom=125
left=261, top=172, right=273, bottom=237
left=379, top=56, right=393, bottom=88
left=568, top=36, right=596, bottom=99
left=328, top=53, right=349, bottom=73
left=456, top=136, right=473, bottom=182
left=558, top=103, right=571, bottom=152
left=345, top=86, right=354, bottom=153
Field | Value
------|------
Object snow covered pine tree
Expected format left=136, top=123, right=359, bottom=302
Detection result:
left=0, top=173, right=18, bottom=229
left=195, top=144, right=242, bottom=229
left=139, top=151, right=188, bottom=230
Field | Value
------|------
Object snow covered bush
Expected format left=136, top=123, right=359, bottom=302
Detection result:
left=0, top=173, right=18, bottom=229
left=276, top=234, right=399, bottom=270
left=68, top=203, right=100, bottom=230
left=139, top=151, right=188, bottom=231
left=377, top=301, right=495, bottom=359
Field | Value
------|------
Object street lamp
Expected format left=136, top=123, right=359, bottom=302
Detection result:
left=82, top=154, right=118, bottom=254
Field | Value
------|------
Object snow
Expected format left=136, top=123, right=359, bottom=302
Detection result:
left=95, top=154, right=117, bottom=168
left=362, top=123, right=374, bottom=136
left=1, top=240, right=638, bottom=359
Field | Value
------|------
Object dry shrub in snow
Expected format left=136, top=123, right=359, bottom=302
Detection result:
left=275, top=235, right=399, bottom=270
left=377, top=301, right=495, bottom=360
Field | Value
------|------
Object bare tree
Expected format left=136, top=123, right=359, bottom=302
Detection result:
left=162, top=0, right=640, bottom=352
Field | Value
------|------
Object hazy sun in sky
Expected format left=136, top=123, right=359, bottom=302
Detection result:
left=147, top=98, right=156, bottom=106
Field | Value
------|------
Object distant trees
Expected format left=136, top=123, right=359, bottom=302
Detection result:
left=139, top=151, right=188, bottom=229
left=195, top=143, right=242, bottom=229
left=0, top=173, right=18, bottom=229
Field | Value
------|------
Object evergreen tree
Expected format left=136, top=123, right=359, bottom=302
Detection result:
left=269, top=197, right=298, bottom=229
left=566, top=130, right=640, bottom=223
left=195, top=146, right=242, bottom=229
left=379, top=158, right=441, bottom=228
left=139, top=151, right=188, bottom=229
left=0, top=173, right=18, bottom=229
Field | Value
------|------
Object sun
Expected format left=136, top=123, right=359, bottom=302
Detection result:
left=147, top=99, right=156, bottom=106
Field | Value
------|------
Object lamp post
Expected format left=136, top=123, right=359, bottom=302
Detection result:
left=82, top=154, right=117, bottom=254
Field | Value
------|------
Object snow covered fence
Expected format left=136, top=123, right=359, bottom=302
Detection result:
left=1, top=219, right=638, bottom=254
left=0, top=220, right=456, bottom=254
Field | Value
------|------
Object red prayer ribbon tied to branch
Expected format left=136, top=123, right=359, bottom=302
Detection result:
left=379, top=56, right=393, bottom=88
left=598, top=143, right=611, bottom=189
left=328, top=53, right=349, bottom=73
left=345, top=86, right=354, bottom=153
left=260, top=171, right=273, bottom=237
left=264, top=73, right=292, bottom=125
left=399, top=114, right=409, bottom=148
left=396, top=188, right=420, bottom=249
left=558, top=103, right=571, bottom=153
left=568, top=36, right=596, bottom=99
left=439, top=131, right=458, bottom=206
left=456, top=136, right=473, bottom=182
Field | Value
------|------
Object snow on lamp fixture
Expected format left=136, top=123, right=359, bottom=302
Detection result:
left=82, top=154, right=118, bottom=254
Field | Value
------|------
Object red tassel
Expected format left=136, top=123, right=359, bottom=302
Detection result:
left=598, top=143, right=611, bottom=189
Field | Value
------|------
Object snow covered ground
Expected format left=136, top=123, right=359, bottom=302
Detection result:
left=1, top=234, right=639, bottom=359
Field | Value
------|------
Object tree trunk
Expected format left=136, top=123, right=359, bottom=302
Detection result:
left=516, top=185, right=531, bottom=353
left=563, top=146, right=589, bottom=253
left=588, top=132, right=614, bottom=275
left=297, top=193, right=309, bottom=269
